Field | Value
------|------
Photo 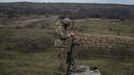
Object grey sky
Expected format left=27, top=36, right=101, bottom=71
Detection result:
left=0, top=0, right=134, bottom=5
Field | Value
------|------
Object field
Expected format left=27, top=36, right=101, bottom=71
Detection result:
left=0, top=17, right=134, bottom=75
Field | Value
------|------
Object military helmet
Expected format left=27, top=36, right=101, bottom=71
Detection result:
left=61, top=18, right=72, bottom=26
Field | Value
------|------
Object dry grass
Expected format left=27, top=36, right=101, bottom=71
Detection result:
left=0, top=18, right=134, bottom=75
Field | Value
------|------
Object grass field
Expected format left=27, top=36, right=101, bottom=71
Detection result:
left=0, top=17, right=134, bottom=75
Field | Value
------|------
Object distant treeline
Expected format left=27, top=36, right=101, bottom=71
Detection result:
left=0, top=2, right=134, bottom=20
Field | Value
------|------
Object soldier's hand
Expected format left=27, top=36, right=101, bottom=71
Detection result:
left=70, top=32, right=75, bottom=37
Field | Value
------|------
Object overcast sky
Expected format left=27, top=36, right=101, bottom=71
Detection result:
left=0, top=0, right=134, bottom=5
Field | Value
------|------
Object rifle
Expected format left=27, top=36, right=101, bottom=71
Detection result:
left=66, top=17, right=76, bottom=75
left=66, top=36, right=75, bottom=75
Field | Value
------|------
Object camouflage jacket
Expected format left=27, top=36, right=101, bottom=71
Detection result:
left=54, top=18, right=72, bottom=48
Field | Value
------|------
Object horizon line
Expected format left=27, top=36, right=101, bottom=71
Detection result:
left=0, top=1, right=133, bottom=5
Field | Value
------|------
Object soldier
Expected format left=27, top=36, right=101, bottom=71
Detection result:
left=54, top=15, right=75, bottom=74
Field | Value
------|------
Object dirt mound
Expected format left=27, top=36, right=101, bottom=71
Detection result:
left=75, top=32, right=134, bottom=49
left=74, top=32, right=134, bottom=60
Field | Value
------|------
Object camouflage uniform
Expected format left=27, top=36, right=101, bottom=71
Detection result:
left=54, top=18, right=73, bottom=73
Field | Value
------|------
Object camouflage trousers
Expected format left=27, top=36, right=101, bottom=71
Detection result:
left=56, top=47, right=67, bottom=74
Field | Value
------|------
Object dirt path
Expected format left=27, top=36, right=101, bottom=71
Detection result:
left=18, top=17, right=46, bottom=27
